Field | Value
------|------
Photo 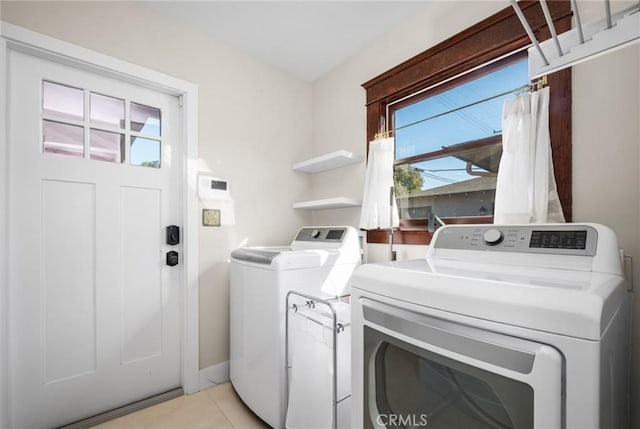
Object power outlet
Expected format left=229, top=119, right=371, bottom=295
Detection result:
left=202, top=209, right=221, bottom=227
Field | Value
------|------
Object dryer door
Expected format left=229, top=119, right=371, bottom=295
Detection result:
left=361, top=299, right=563, bottom=429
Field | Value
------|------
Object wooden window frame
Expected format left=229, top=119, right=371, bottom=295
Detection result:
left=362, top=0, right=572, bottom=245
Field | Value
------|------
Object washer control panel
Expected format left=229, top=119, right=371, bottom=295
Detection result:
left=295, top=227, right=347, bottom=242
left=433, top=224, right=597, bottom=256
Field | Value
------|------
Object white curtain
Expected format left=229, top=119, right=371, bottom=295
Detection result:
left=494, top=87, right=565, bottom=224
left=359, top=137, right=400, bottom=230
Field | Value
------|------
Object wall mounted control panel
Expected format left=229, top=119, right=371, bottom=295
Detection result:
left=433, top=225, right=597, bottom=256
left=198, top=174, right=230, bottom=200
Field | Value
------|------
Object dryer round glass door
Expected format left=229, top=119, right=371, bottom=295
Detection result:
left=360, top=299, right=564, bottom=429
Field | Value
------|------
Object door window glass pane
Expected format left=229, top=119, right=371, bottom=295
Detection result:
left=42, top=81, right=84, bottom=121
left=131, top=136, right=160, bottom=168
left=90, top=129, right=124, bottom=163
left=131, top=103, right=161, bottom=136
left=366, top=330, right=534, bottom=429
left=43, top=120, right=84, bottom=157
left=90, top=93, right=124, bottom=128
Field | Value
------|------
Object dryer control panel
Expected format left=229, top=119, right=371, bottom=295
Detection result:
left=432, top=224, right=598, bottom=256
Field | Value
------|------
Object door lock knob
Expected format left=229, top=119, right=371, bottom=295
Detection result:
left=166, top=251, right=179, bottom=266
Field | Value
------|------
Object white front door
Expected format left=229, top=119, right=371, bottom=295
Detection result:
left=7, top=49, right=182, bottom=429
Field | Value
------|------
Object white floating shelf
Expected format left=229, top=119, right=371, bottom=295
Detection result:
left=293, top=150, right=363, bottom=173
left=293, top=197, right=362, bottom=210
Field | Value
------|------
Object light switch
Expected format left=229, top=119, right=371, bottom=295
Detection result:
left=202, top=209, right=221, bottom=227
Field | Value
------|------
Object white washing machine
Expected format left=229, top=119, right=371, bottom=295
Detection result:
left=230, top=226, right=360, bottom=429
left=351, top=223, right=630, bottom=429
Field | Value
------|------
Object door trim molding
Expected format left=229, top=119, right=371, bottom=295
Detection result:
left=0, top=22, right=201, bottom=427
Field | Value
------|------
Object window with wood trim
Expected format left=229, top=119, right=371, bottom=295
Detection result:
left=392, top=53, right=528, bottom=221
left=362, top=0, right=572, bottom=245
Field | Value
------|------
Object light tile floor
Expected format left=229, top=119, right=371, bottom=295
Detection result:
left=93, top=383, right=269, bottom=429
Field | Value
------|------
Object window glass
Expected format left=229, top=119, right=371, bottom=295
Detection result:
left=43, top=120, right=84, bottom=158
left=131, top=103, right=161, bottom=136
left=396, top=145, right=500, bottom=219
left=393, top=59, right=528, bottom=220
left=395, top=61, right=528, bottom=159
left=90, top=129, right=124, bottom=163
left=90, top=93, right=125, bottom=128
left=41, top=80, right=162, bottom=166
left=131, top=136, right=161, bottom=168
left=42, top=81, right=84, bottom=121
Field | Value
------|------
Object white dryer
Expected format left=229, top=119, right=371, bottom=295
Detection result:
left=351, top=223, right=630, bottom=429
left=230, top=226, right=360, bottom=429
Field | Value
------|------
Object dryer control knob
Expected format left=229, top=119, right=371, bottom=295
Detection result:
left=311, top=229, right=320, bottom=238
left=483, top=229, right=504, bottom=246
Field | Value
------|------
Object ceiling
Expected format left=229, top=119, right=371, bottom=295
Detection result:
left=142, top=1, right=430, bottom=81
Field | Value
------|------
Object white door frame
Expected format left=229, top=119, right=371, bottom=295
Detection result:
left=0, top=22, right=200, bottom=427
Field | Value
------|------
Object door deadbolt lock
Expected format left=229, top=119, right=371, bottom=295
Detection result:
left=166, top=225, right=180, bottom=245
left=166, top=251, right=179, bottom=266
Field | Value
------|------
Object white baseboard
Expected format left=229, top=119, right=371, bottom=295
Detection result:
left=198, top=361, right=230, bottom=391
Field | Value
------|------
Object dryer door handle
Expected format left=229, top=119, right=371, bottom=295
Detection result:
left=360, top=298, right=538, bottom=374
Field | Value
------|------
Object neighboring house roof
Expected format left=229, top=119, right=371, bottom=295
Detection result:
left=452, top=144, right=502, bottom=172
left=397, top=175, right=497, bottom=199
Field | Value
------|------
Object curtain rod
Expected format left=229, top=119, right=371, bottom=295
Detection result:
left=374, top=75, right=547, bottom=140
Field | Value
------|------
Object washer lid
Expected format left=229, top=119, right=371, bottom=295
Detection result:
left=230, top=247, right=290, bottom=265
left=351, top=259, right=627, bottom=340
left=231, top=246, right=350, bottom=270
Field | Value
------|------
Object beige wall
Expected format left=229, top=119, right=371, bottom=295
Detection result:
left=310, top=1, right=640, bottom=426
left=573, top=43, right=640, bottom=425
left=0, top=1, right=313, bottom=369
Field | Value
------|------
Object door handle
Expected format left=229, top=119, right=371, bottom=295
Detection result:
left=166, top=251, right=179, bottom=266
